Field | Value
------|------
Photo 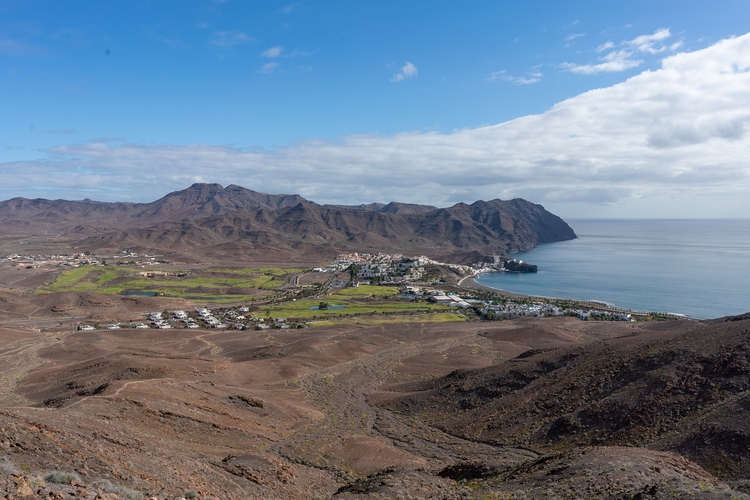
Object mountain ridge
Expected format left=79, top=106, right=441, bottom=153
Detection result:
left=0, top=183, right=576, bottom=262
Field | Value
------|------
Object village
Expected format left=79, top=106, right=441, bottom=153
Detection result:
left=73, top=277, right=639, bottom=332
left=1, top=250, right=166, bottom=269
left=79, top=306, right=302, bottom=332
left=6, top=248, right=663, bottom=332
left=318, top=251, right=527, bottom=285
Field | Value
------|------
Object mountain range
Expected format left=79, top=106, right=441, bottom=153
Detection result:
left=0, top=183, right=576, bottom=262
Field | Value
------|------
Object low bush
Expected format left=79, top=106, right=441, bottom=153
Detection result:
left=45, top=471, right=80, bottom=484
left=95, top=479, right=144, bottom=500
left=0, top=457, right=18, bottom=476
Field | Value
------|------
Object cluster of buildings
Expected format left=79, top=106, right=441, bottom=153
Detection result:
left=312, top=253, right=438, bottom=284
left=75, top=305, right=304, bottom=332
left=399, top=286, right=634, bottom=322
left=356, top=259, right=426, bottom=282
left=482, top=302, right=564, bottom=319
left=481, top=302, right=633, bottom=321
left=149, top=312, right=174, bottom=329
left=333, top=252, right=381, bottom=266
left=567, top=308, right=633, bottom=321
left=195, top=308, right=227, bottom=329
left=399, top=287, right=476, bottom=308
left=251, top=317, right=293, bottom=330
left=2, top=251, right=162, bottom=269
left=333, top=252, right=480, bottom=285
left=192, top=307, right=296, bottom=330
left=136, top=270, right=176, bottom=278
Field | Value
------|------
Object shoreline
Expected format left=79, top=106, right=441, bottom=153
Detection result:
left=459, top=275, right=529, bottom=299
left=460, top=275, right=697, bottom=319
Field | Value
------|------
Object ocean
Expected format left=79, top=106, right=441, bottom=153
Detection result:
left=475, top=219, right=750, bottom=320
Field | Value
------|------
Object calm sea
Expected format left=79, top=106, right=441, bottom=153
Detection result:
left=475, top=219, right=750, bottom=319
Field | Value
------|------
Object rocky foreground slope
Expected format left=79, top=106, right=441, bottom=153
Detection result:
left=0, top=183, right=575, bottom=262
left=2, top=313, right=750, bottom=499
left=374, top=314, right=750, bottom=494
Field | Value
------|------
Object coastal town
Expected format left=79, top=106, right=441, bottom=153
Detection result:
left=3, top=248, right=674, bottom=334
left=74, top=296, right=636, bottom=332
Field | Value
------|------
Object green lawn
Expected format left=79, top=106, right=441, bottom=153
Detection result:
left=205, top=267, right=305, bottom=288
left=309, top=312, right=465, bottom=327
left=206, top=267, right=305, bottom=276
left=37, top=265, right=299, bottom=301
left=39, top=265, right=109, bottom=292
left=332, top=285, right=399, bottom=297
left=253, top=298, right=450, bottom=320
left=37, top=266, right=449, bottom=311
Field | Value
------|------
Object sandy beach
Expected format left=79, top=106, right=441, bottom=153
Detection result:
left=459, top=275, right=529, bottom=298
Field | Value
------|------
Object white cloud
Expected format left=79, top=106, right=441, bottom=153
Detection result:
left=487, top=70, right=541, bottom=85
left=262, top=45, right=283, bottom=57
left=565, top=33, right=586, bottom=42
left=561, top=49, right=643, bottom=74
left=564, top=33, right=586, bottom=48
left=4, top=33, right=750, bottom=217
left=209, top=31, right=255, bottom=47
left=391, top=62, right=417, bottom=82
left=257, top=62, right=278, bottom=74
left=627, top=28, right=671, bottom=53
left=565, top=28, right=680, bottom=74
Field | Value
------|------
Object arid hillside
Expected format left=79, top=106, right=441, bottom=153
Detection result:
left=2, top=312, right=750, bottom=499
left=0, top=183, right=576, bottom=262
left=375, top=314, right=750, bottom=490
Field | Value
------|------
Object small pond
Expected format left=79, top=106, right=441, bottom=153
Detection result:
left=309, top=304, right=346, bottom=311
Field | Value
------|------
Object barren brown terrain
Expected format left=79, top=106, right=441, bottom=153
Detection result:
left=2, top=188, right=749, bottom=499
left=3, top=307, right=749, bottom=499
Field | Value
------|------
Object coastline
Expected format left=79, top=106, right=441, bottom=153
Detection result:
left=459, top=275, right=529, bottom=299
left=460, top=274, right=695, bottom=318
left=463, top=220, right=750, bottom=320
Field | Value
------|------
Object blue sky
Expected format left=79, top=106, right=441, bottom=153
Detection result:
left=2, top=0, right=750, bottom=217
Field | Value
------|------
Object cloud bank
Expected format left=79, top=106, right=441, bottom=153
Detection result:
left=3, top=33, right=750, bottom=217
